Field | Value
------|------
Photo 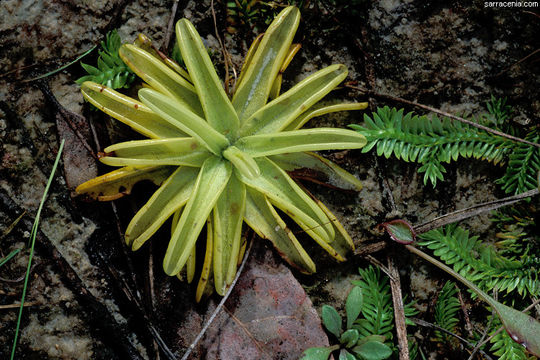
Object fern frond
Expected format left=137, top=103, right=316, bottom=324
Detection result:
left=349, top=106, right=509, bottom=187
left=485, top=95, right=514, bottom=130
left=495, top=129, right=540, bottom=195
left=492, top=207, right=539, bottom=258
left=76, top=30, right=135, bottom=89
left=351, top=266, right=394, bottom=340
left=433, top=281, right=460, bottom=341
left=418, top=225, right=539, bottom=297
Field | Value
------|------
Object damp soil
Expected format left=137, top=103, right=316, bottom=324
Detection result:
left=0, top=0, right=539, bottom=359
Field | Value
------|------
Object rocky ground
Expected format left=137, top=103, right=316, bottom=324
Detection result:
left=0, top=0, right=538, bottom=359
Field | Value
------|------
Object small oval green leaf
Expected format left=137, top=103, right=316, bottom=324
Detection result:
left=351, top=341, right=392, bottom=360
left=346, top=286, right=363, bottom=329
left=322, top=304, right=342, bottom=338
left=300, top=347, right=334, bottom=360
left=340, top=329, right=359, bottom=348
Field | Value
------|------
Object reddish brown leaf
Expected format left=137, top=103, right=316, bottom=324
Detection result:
left=178, top=242, right=330, bottom=359
left=56, top=109, right=97, bottom=190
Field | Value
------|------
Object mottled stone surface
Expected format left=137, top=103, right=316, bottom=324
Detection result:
left=0, top=0, right=538, bottom=358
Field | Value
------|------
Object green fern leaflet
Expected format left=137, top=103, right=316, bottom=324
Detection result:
left=434, top=281, right=460, bottom=341
left=418, top=225, right=539, bottom=297
left=351, top=266, right=418, bottom=346
left=349, top=106, right=509, bottom=187
left=495, top=129, right=540, bottom=195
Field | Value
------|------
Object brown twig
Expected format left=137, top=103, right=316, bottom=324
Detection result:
left=414, top=188, right=538, bottom=234
left=411, top=318, right=494, bottom=360
left=345, top=84, right=540, bottom=149
left=523, top=10, right=540, bottom=19
left=494, top=48, right=540, bottom=77
left=162, top=0, right=180, bottom=53
left=211, top=0, right=237, bottom=97
left=467, top=307, right=494, bottom=360
left=0, top=301, right=40, bottom=310
left=353, top=241, right=387, bottom=256
left=181, top=237, right=254, bottom=360
left=387, top=255, right=409, bottom=360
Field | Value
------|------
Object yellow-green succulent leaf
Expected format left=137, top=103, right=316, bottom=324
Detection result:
left=222, top=146, right=261, bottom=179
left=237, top=128, right=367, bottom=157
left=313, top=197, right=354, bottom=256
left=126, top=167, right=198, bottom=250
left=232, top=6, right=300, bottom=122
left=119, top=44, right=203, bottom=116
left=187, top=245, right=196, bottom=283
left=284, top=102, right=369, bottom=131
left=240, top=64, right=348, bottom=136
left=138, top=88, right=230, bottom=155
left=235, top=33, right=264, bottom=91
left=236, top=157, right=334, bottom=244
left=270, top=152, right=363, bottom=191
left=268, top=73, right=282, bottom=101
left=268, top=44, right=301, bottom=100
left=176, top=19, right=240, bottom=138
left=133, top=33, right=192, bottom=81
left=75, top=166, right=175, bottom=201
left=163, top=157, right=232, bottom=276
left=81, top=81, right=185, bottom=139
left=213, top=175, right=246, bottom=295
left=280, top=44, right=302, bottom=73
left=244, top=188, right=316, bottom=274
left=170, top=208, right=181, bottom=234
left=196, top=218, right=214, bottom=303
left=100, top=138, right=212, bottom=167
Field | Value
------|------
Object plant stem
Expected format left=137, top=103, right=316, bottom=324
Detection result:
left=414, top=188, right=539, bottom=234
left=405, top=244, right=491, bottom=304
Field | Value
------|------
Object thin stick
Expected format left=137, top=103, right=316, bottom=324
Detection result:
left=162, top=0, right=180, bottom=53
left=346, top=84, right=540, bottom=149
left=387, top=255, right=409, bottom=360
left=414, top=188, right=538, bottom=234
left=353, top=241, right=387, bottom=256
left=467, top=308, right=494, bottom=360
left=494, top=48, right=540, bottom=77
left=0, top=302, right=40, bottom=310
left=411, top=318, right=494, bottom=360
left=180, top=238, right=254, bottom=360
left=211, top=0, right=237, bottom=96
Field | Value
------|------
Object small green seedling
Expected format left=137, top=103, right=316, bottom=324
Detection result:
left=76, top=30, right=135, bottom=89
left=301, top=286, right=393, bottom=360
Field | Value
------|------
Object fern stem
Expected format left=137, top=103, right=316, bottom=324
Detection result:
left=405, top=245, right=492, bottom=304
left=346, top=85, right=540, bottom=149
left=414, top=188, right=539, bottom=234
